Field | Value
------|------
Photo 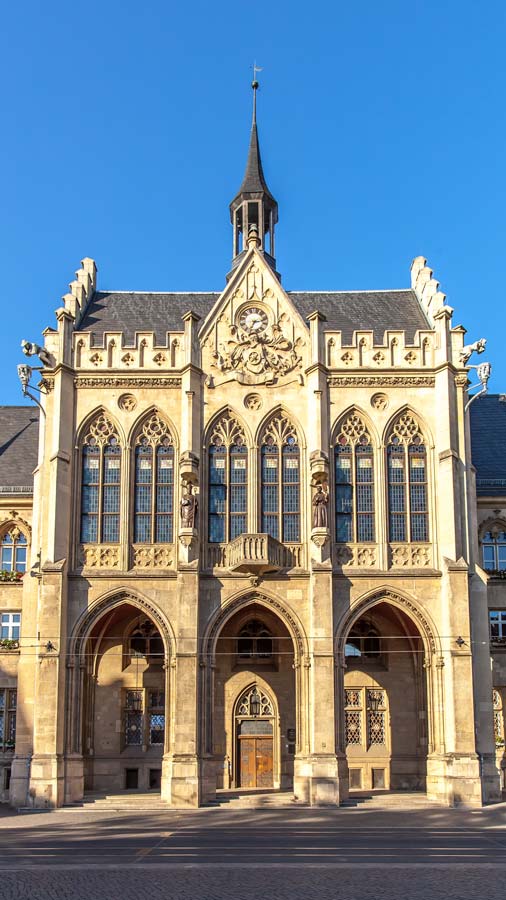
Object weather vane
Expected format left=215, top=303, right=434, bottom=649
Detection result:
left=252, top=61, right=263, bottom=88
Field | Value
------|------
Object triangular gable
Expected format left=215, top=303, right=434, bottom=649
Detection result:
left=200, top=248, right=309, bottom=388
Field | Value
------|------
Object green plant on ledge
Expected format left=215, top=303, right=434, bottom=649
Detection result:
left=0, top=639, right=19, bottom=651
left=0, top=570, right=24, bottom=583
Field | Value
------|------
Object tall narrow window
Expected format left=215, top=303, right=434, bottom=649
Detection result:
left=134, top=413, right=174, bottom=543
left=260, top=416, right=300, bottom=543
left=334, top=414, right=375, bottom=542
left=208, top=412, right=248, bottom=543
left=493, top=690, right=504, bottom=747
left=387, top=414, right=428, bottom=543
left=80, top=414, right=121, bottom=543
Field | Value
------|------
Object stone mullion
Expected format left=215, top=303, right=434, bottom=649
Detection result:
left=119, top=445, right=130, bottom=570
left=376, top=442, right=388, bottom=570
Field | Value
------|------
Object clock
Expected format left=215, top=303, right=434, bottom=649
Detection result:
left=239, top=307, right=269, bottom=334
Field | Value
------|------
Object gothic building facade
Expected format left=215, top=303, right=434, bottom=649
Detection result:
left=1, top=89, right=505, bottom=808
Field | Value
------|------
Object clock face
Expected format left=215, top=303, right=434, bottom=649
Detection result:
left=239, top=307, right=269, bottom=334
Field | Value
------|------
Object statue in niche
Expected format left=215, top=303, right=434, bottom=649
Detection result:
left=180, top=482, right=198, bottom=529
left=312, top=483, right=329, bottom=529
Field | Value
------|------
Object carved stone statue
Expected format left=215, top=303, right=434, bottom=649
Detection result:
left=180, top=482, right=198, bottom=529
left=312, top=484, right=329, bottom=529
left=460, top=338, right=486, bottom=366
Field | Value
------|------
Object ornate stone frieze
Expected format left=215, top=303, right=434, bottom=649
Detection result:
left=328, top=376, right=435, bottom=387
left=132, top=545, right=173, bottom=569
left=79, top=545, right=120, bottom=568
left=75, top=377, right=182, bottom=388
left=389, top=544, right=432, bottom=568
left=334, top=544, right=378, bottom=568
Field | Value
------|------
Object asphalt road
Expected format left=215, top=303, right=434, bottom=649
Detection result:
left=0, top=804, right=505, bottom=899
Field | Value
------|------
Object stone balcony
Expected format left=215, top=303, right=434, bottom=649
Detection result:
left=205, top=536, right=303, bottom=573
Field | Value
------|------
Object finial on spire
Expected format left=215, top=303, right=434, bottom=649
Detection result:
left=252, top=62, right=262, bottom=123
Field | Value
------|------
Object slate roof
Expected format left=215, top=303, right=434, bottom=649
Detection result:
left=79, top=289, right=430, bottom=346
left=0, top=406, right=39, bottom=493
left=470, top=395, right=506, bottom=496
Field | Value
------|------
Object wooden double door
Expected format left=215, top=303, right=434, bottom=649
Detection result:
left=239, top=735, right=273, bottom=788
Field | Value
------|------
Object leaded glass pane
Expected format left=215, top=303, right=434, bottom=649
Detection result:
left=149, top=714, right=165, bottom=744
left=1, top=545, right=12, bottom=569
left=125, top=711, right=143, bottom=745
left=102, top=515, right=119, bottom=543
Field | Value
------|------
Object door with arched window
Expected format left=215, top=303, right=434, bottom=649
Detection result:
left=235, top=685, right=275, bottom=789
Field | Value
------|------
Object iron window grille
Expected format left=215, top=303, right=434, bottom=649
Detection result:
left=0, top=689, right=17, bottom=751
left=344, top=687, right=387, bottom=749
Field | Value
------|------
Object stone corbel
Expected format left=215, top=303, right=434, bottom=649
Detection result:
left=178, top=527, right=199, bottom=563
left=310, top=527, right=331, bottom=564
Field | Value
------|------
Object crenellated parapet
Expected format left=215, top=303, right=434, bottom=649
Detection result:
left=325, top=328, right=436, bottom=370
left=72, top=330, right=183, bottom=370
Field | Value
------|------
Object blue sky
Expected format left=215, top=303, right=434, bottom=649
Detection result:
left=2, top=0, right=505, bottom=403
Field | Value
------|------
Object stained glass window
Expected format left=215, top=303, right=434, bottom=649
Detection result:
left=80, top=414, right=122, bottom=544
left=134, top=414, right=174, bottom=544
left=208, top=413, right=248, bottom=543
left=334, top=414, right=375, bottom=543
left=260, top=417, right=300, bottom=543
left=387, top=415, right=428, bottom=544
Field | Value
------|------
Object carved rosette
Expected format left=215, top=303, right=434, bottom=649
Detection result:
left=390, top=545, right=431, bottom=568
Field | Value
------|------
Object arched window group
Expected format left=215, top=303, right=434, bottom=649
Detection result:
left=208, top=413, right=248, bottom=543
left=334, top=410, right=429, bottom=545
left=207, top=411, right=301, bottom=544
left=78, top=407, right=430, bottom=551
left=80, top=411, right=175, bottom=547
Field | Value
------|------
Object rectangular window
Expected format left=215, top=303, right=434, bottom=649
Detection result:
left=209, top=446, right=227, bottom=543
left=282, top=447, right=300, bottom=542
left=0, top=614, right=20, bottom=641
left=0, top=689, right=17, bottom=751
left=124, top=690, right=143, bottom=746
left=490, top=611, right=506, bottom=640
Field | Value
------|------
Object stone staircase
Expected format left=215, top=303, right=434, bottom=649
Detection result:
left=69, top=791, right=170, bottom=811
left=205, top=789, right=304, bottom=808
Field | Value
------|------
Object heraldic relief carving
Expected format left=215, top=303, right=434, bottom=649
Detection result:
left=210, top=264, right=304, bottom=385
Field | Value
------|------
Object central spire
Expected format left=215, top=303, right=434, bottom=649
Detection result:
left=229, top=77, right=279, bottom=276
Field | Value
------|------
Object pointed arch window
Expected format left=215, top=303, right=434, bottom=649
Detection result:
left=80, top=414, right=122, bottom=543
left=260, top=415, right=300, bottom=543
left=334, top=414, right=375, bottom=543
left=134, top=413, right=174, bottom=544
left=208, top=413, right=248, bottom=543
left=387, top=414, right=428, bottom=543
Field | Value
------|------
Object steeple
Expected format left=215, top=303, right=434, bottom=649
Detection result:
left=229, top=78, right=279, bottom=275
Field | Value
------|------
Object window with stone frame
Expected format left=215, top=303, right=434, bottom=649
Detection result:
left=237, top=620, right=273, bottom=661
left=260, top=415, right=300, bottom=543
left=493, top=690, right=504, bottom=748
left=482, top=528, right=506, bottom=572
left=490, top=610, right=506, bottom=642
left=0, top=528, right=28, bottom=573
left=133, top=412, right=175, bottom=544
left=334, top=413, right=375, bottom=543
left=0, top=614, right=21, bottom=641
left=80, top=413, right=122, bottom=543
left=344, top=687, right=387, bottom=749
left=386, top=413, right=429, bottom=543
left=148, top=690, right=165, bottom=745
left=124, top=690, right=143, bottom=746
left=0, top=689, right=17, bottom=751
left=208, top=412, right=248, bottom=543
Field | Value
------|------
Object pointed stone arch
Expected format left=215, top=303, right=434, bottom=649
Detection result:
left=335, top=586, right=440, bottom=660
left=383, top=405, right=434, bottom=450
left=75, top=406, right=125, bottom=448
left=204, top=407, right=252, bottom=450
left=255, top=405, right=306, bottom=450
left=128, top=407, right=178, bottom=450
left=331, top=406, right=379, bottom=448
